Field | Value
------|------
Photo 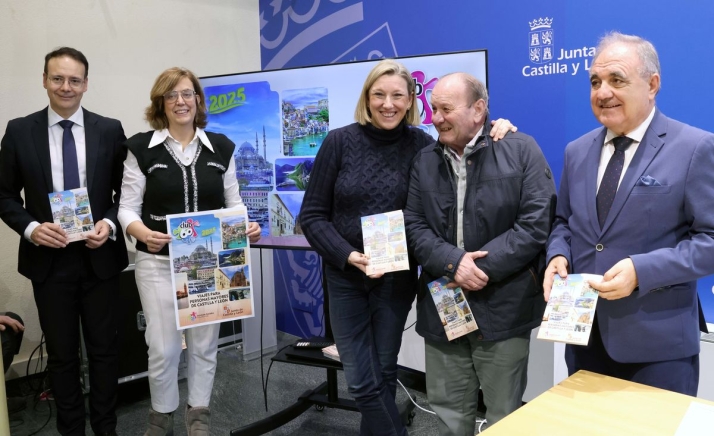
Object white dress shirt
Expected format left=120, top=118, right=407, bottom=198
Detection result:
left=118, top=128, right=243, bottom=259
left=24, top=106, right=116, bottom=242
left=596, top=107, right=656, bottom=191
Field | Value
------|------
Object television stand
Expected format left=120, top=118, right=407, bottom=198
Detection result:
left=229, top=343, right=358, bottom=435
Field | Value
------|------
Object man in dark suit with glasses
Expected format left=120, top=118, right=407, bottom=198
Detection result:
left=0, top=47, right=128, bottom=436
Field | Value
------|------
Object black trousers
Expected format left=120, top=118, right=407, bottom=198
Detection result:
left=32, top=243, right=120, bottom=436
left=1, top=311, right=24, bottom=374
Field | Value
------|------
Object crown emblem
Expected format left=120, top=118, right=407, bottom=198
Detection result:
left=529, top=17, right=553, bottom=30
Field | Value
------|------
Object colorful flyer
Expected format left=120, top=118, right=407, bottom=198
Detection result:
left=166, top=206, right=255, bottom=329
left=428, top=277, right=479, bottom=341
left=361, top=210, right=410, bottom=276
left=537, top=274, right=602, bottom=345
left=48, top=188, right=93, bottom=243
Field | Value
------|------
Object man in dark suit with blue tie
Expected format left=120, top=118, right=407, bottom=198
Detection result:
left=0, top=47, right=128, bottom=435
left=545, top=32, right=714, bottom=396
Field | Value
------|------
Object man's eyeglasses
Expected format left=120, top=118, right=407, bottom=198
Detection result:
left=164, top=90, right=197, bottom=103
left=47, top=76, right=85, bottom=89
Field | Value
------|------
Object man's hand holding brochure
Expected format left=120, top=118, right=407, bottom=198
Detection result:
left=538, top=274, right=603, bottom=345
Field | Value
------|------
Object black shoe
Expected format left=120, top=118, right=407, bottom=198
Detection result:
left=7, top=396, right=26, bottom=414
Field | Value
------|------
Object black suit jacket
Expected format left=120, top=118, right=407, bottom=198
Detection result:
left=0, top=107, right=129, bottom=282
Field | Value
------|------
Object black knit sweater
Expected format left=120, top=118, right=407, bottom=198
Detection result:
left=299, top=121, right=434, bottom=269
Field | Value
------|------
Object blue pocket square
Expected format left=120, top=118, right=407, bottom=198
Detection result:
left=636, top=175, right=662, bottom=186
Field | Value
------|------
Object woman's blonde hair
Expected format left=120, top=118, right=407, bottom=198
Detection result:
left=354, top=59, right=420, bottom=127
left=144, top=67, right=208, bottom=130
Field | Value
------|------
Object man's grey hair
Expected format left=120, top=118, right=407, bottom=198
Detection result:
left=593, top=31, right=661, bottom=79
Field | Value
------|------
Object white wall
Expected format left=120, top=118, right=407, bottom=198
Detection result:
left=0, top=0, right=260, bottom=378
left=397, top=302, right=424, bottom=372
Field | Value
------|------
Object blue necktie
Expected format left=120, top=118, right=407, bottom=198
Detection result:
left=596, top=136, right=633, bottom=229
left=58, top=120, right=80, bottom=190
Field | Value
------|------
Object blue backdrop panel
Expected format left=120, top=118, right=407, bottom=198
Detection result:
left=260, top=0, right=714, bottom=334
left=272, top=249, right=325, bottom=338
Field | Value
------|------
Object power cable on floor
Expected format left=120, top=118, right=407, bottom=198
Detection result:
left=396, top=378, right=434, bottom=415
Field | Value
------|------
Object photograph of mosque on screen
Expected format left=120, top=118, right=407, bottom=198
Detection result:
left=234, top=128, right=274, bottom=235
left=204, top=81, right=280, bottom=236
left=204, top=82, right=329, bottom=238
left=281, top=87, right=329, bottom=157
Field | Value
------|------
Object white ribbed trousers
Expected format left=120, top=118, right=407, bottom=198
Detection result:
left=134, top=252, right=220, bottom=413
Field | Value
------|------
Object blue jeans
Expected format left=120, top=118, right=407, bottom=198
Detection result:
left=325, top=264, right=416, bottom=436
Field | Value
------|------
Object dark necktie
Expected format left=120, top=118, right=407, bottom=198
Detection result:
left=58, top=120, right=80, bottom=190
left=596, top=136, right=633, bottom=229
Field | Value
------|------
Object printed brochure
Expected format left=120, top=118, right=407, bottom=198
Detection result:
left=48, top=188, right=93, bottom=243
left=428, top=277, right=479, bottom=341
left=361, top=210, right=409, bottom=276
left=167, top=206, right=255, bottom=329
left=537, top=274, right=602, bottom=345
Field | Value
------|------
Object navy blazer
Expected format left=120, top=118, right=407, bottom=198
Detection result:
left=547, top=109, right=714, bottom=363
left=0, top=107, right=129, bottom=282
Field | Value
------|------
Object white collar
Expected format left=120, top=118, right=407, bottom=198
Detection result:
left=148, top=128, right=213, bottom=152
left=48, top=106, right=84, bottom=127
left=604, top=106, right=656, bottom=145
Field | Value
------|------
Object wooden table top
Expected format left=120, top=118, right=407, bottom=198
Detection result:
left=482, top=370, right=714, bottom=435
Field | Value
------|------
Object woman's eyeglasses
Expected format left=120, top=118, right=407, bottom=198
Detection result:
left=163, top=89, right=197, bottom=103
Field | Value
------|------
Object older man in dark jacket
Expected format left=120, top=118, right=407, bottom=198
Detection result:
left=404, top=72, right=556, bottom=435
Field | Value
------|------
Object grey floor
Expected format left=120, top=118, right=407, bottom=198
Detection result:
left=7, top=333, right=440, bottom=435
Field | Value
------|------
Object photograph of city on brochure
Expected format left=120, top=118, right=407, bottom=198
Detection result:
left=538, top=273, right=602, bottom=345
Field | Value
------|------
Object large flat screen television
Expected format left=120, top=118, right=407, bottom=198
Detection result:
left=199, top=50, right=487, bottom=249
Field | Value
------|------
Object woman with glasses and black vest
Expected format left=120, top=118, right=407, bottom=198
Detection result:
left=118, top=67, right=261, bottom=436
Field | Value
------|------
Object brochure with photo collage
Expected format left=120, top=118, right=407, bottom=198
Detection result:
left=428, top=277, right=479, bottom=341
left=167, top=206, right=255, bottom=329
left=360, top=210, right=410, bottom=276
left=48, top=188, right=93, bottom=243
left=538, top=274, right=602, bottom=345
